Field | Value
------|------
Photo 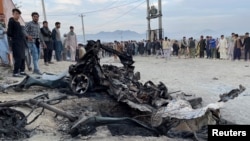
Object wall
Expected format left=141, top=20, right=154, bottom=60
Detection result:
left=0, top=0, right=25, bottom=25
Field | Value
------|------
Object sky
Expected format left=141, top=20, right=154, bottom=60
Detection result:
left=12, top=0, right=250, bottom=39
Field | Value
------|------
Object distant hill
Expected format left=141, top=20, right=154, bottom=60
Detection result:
left=76, top=29, right=224, bottom=43
left=195, top=29, right=220, bottom=38
left=77, top=30, right=146, bottom=43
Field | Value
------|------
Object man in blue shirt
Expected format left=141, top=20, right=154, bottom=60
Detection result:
left=209, top=36, right=217, bottom=59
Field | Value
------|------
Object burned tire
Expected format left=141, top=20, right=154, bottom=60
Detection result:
left=70, top=74, right=90, bottom=95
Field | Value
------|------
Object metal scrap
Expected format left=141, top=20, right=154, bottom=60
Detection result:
left=0, top=107, right=29, bottom=140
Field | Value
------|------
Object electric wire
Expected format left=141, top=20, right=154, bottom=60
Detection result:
left=20, top=0, right=145, bottom=17
left=93, top=0, right=146, bottom=29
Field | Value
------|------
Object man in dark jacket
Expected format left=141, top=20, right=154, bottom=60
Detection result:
left=41, top=21, right=53, bottom=65
left=198, top=35, right=206, bottom=58
left=145, top=40, right=151, bottom=56
left=188, top=37, right=196, bottom=58
left=7, top=8, right=26, bottom=77
left=154, top=39, right=162, bottom=58
left=243, top=32, right=250, bottom=61
left=52, top=22, right=63, bottom=61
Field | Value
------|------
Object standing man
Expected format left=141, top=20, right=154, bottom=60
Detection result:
left=7, top=8, right=26, bottom=77
left=162, top=37, right=171, bottom=60
left=243, top=32, right=250, bottom=61
left=52, top=22, right=63, bottom=61
left=24, top=12, right=46, bottom=75
left=205, top=36, right=211, bottom=59
left=198, top=35, right=206, bottom=58
left=40, top=21, right=53, bottom=65
left=172, top=40, right=180, bottom=56
left=209, top=36, right=217, bottom=59
left=188, top=37, right=196, bottom=58
left=66, top=26, right=77, bottom=62
left=233, top=34, right=243, bottom=60
left=180, top=36, right=188, bottom=58
left=155, top=39, right=162, bottom=58
left=228, top=33, right=235, bottom=60
left=217, top=35, right=228, bottom=60
left=145, top=40, right=152, bottom=56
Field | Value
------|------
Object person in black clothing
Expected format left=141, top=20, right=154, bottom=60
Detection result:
left=243, top=32, right=250, bottom=61
left=138, top=41, right=144, bottom=56
left=172, top=40, right=180, bottom=56
left=145, top=40, right=151, bottom=56
left=154, top=39, right=162, bottom=58
left=40, top=21, right=53, bottom=65
left=199, top=35, right=206, bottom=58
left=205, top=36, right=211, bottom=58
left=233, top=34, right=243, bottom=60
left=7, top=8, right=26, bottom=77
left=216, top=38, right=220, bottom=59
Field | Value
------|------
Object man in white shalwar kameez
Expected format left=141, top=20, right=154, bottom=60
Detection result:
left=217, top=35, right=228, bottom=59
left=162, top=37, right=171, bottom=60
left=66, top=26, right=77, bottom=62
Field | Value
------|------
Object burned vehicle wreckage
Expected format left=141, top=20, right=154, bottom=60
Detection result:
left=0, top=40, right=246, bottom=140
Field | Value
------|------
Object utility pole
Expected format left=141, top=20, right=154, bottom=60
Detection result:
left=41, top=0, right=47, bottom=21
left=158, top=0, right=163, bottom=39
left=79, top=14, right=85, bottom=43
left=146, top=0, right=150, bottom=41
left=146, top=0, right=163, bottom=41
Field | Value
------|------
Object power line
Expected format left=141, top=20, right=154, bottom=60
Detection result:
left=101, top=0, right=119, bottom=9
left=94, top=0, right=146, bottom=29
left=22, top=0, right=144, bottom=17
left=83, top=0, right=144, bottom=14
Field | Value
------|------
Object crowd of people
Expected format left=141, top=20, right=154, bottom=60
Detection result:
left=1, top=8, right=250, bottom=78
left=100, top=33, right=250, bottom=62
left=0, top=8, right=79, bottom=77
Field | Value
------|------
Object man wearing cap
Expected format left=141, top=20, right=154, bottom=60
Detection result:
left=24, top=12, right=46, bottom=75
left=243, top=32, right=250, bottom=61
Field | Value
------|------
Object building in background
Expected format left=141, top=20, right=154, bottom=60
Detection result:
left=0, top=0, right=25, bottom=25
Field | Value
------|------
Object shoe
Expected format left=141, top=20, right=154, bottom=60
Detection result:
left=48, top=61, right=54, bottom=64
left=33, top=70, right=43, bottom=75
left=20, top=72, right=27, bottom=76
left=28, top=67, right=32, bottom=71
left=13, top=73, right=24, bottom=77
left=45, top=62, right=49, bottom=66
left=1, top=64, right=10, bottom=67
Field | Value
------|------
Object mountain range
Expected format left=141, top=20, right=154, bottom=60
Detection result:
left=76, top=29, right=223, bottom=43
left=77, top=30, right=146, bottom=43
